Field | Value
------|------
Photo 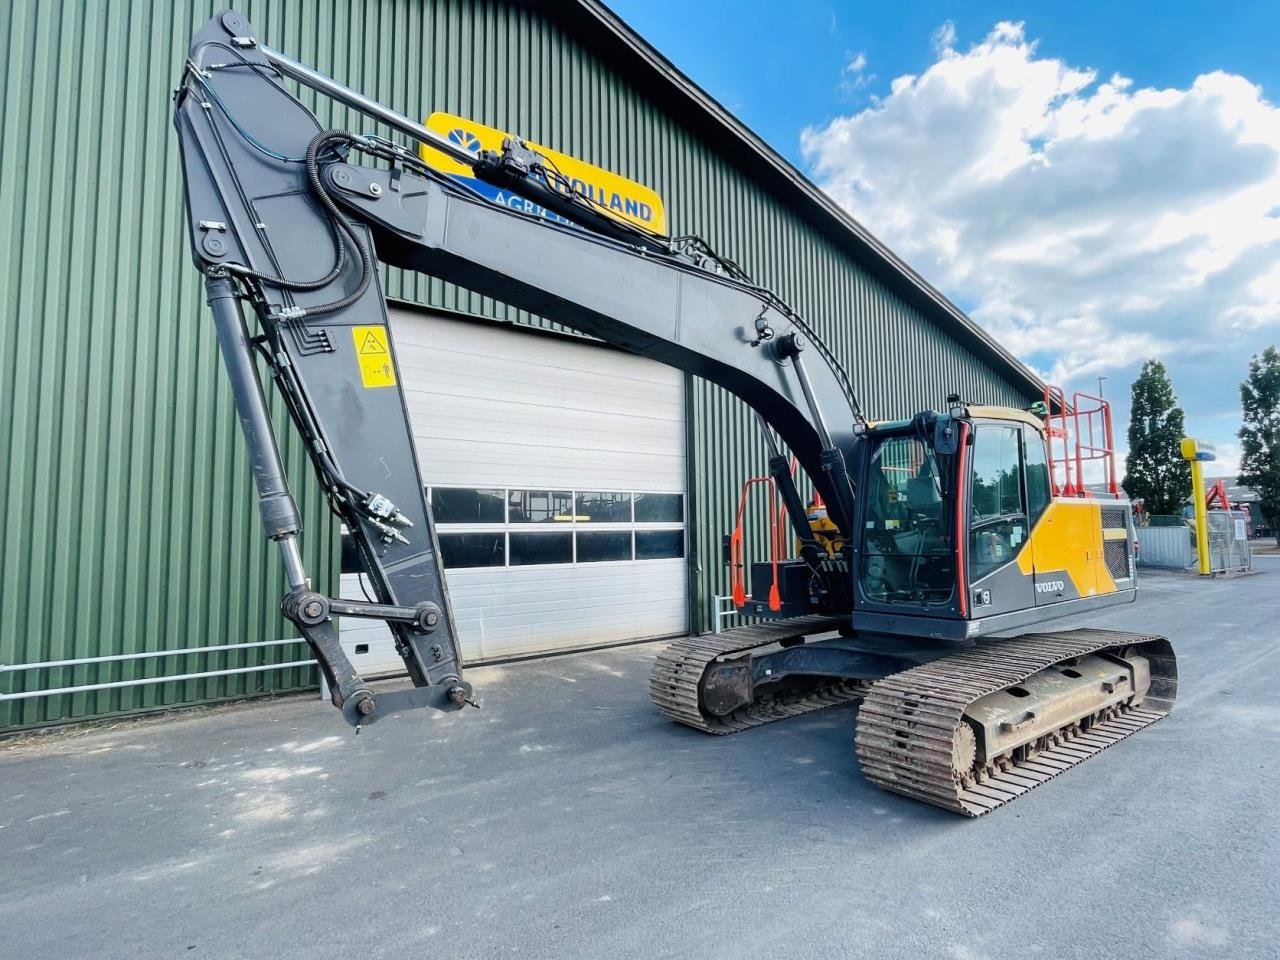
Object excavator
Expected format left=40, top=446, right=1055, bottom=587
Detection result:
left=172, top=12, right=1177, bottom=816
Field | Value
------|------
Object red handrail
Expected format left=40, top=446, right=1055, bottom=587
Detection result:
left=1040, top=384, right=1119, bottom=498
left=728, top=457, right=800, bottom=611
left=728, top=477, right=783, bottom=611
left=1070, top=390, right=1118, bottom=496
left=1206, top=479, right=1231, bottom=511
left=1042, top=384, right=1075, bottom=496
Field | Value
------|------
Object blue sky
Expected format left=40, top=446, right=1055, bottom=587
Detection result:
left=608, top=1, right=1280, bottom=477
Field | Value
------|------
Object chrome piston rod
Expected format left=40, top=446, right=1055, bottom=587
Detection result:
left=259, top=43, right=477, bottom=166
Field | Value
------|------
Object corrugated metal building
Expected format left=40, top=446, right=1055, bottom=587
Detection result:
left=0, top=0, right=1041, bottom=729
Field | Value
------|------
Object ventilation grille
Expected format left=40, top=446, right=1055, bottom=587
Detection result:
left=1105, top=539, right=1131, bottom=581
left=1101, top=506, right=1128, bottom=530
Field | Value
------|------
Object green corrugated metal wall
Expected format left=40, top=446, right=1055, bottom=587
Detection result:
left=1, top=0, right=1031, bottom=730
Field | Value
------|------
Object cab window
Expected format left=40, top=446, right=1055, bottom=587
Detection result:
left=1023, top=428, right=1052, bottom=526
left=859, top=434, right=956, bottom=606
left=969, top=425, right=1027, bottom=580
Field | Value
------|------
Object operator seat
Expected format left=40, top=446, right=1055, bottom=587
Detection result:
left=905, top=459, right=941, bottom=522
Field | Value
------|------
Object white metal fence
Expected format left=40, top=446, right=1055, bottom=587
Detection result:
left=1136, top=525, right=1195, bottom=570
left=1207, top=510, right=1253, bottom=573
left=1136, top=511, right=1252, bottom=573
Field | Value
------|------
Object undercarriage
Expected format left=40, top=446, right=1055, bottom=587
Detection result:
left=650, top=620, right=1177, bottom=816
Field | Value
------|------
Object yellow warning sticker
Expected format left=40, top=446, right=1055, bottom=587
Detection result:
left=351, top=325, right=396, bottom=388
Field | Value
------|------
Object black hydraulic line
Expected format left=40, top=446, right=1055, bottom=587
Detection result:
left=291, top=131, right=376, bottom=317
left=784, top=337, right=857, bottom=525
left=472, top=147, right=672, bottom=256
left=201, top=123, right=373, bottom=314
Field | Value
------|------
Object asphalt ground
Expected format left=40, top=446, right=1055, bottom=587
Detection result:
left=2, top=566, right=1278, bottom=959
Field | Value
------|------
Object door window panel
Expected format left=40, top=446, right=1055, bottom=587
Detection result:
left=576, top=530, right=633, bottom=562
left=439, top=532, right=505, bottom=568
left=969, top=425, right=1028, bottom=581
left=431, top=487, right=505, bottom=524
left=634, top=493, right=683, bottom=522
left=636, top=530, right=684, bottom=560
left=509, top=531, right=574, bottom=565
left=859, top=435, right=956, bottom=605
left=508, top=490, right=574, bottom=523
left=574, top=492, right=633, bottom=522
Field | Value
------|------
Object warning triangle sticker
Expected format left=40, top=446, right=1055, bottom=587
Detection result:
left=359, top=331, right=388, bottom=354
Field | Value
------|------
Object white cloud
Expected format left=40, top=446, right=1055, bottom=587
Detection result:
left=839, top=52, right=874, bottom=98
left=931, top=21, right=957, bottom=55
left=800, top=21, right=1280, bottom=462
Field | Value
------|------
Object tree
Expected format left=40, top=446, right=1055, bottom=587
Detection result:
left=1122, top=360, right=1191, bottom=515
left=1239, top=346, right=1280, bottom=546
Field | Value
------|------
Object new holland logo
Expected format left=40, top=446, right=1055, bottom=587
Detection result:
left=420, top=112, right=668, bottom=236
left=1035, top=580, right=1066, bottom=594
left=447, top=128, right=481, bottom=153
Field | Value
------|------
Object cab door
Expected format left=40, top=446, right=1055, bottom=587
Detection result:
left=1022, top=425, right=1097, bottom=604
left=966, top=422, right=1035, bottom=616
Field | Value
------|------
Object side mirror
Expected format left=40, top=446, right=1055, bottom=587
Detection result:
left=934, top=416, right=960, bottom=455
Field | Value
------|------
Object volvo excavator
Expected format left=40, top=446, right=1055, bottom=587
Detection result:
left=172, top=12, right=1177, bottom=816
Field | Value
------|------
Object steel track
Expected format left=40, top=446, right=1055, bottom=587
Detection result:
left=854, top=628, right=1178, bottom=816
left=648, top=616, right=866, bottom=733
left=650, top=622, right=1177, bottom=816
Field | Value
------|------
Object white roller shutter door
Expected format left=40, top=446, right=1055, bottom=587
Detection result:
left=340, top=308, right=687, bottom=674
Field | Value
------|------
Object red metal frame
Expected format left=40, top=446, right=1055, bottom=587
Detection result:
left=1205, top=478, right=1231, bottom=511
left=1070, top=390, right=1119, bottom=497
left=1041, top=384, right=1119, bottom=498
left=955, top=421, right=970, bottom=617
left=728, top=458, right=799, bottom=612
left=1042, top=384, right=1075, bottom=496
left=728, top=477, right=783, bottom=611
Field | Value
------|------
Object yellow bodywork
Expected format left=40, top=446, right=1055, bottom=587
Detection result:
left=1017, top=499, right=1126, bottom=598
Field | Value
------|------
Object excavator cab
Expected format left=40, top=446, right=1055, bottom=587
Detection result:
left=736, top=400, right=1137, bottom=642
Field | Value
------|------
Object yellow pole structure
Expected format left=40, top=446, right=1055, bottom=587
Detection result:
left=1180, top=438, right=1216, bottom=576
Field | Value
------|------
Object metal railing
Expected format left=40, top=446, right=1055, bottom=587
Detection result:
left=0, top=639, right=313, bottom=702
left=1135, top=511, right=1253, bottom=573
left=1206, top=510, right=1253, bottom=573
left=709, top=594, right=741, bottom=635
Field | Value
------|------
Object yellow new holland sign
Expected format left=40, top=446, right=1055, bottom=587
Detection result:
left=419, top=112, right=667, bottom=236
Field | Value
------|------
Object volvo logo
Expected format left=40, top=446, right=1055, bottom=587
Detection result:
left=1035, top=580, right=1065, bottom=594
left=447, top=128, right=482, bottom=152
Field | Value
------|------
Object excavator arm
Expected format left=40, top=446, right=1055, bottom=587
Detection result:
left=172, top=11, right=861, bottom=725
